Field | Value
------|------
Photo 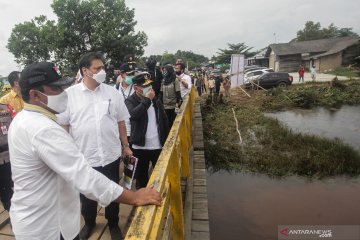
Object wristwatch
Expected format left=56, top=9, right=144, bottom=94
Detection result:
left=123, top=143, right=130, bottom=148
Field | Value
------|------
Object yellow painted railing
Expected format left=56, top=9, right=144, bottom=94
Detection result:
left=125, top=87, right=196, bottom=240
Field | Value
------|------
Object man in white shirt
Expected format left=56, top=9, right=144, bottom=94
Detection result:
left=310, top=64, right=317, bottom=81
left=125, top=73, right=170, bottom=189
left=57, top=52, right=133, bottom=239
left=9, top=62, right=161, bottom=240
left=115, top=63, right=135, bottom=141
left=175, top=62, right=192, bottom=98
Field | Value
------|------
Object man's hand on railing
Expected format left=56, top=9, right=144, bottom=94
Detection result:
left=134, top=185, right=162, bottom=206
left=116, top=185, right=162, bottom=206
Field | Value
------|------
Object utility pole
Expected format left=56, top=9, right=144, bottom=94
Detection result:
left=273, top=33, right=277, bottom=43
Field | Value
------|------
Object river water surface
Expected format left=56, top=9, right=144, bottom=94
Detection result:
left=207, top=171, right=360, bottom=240
left=207, top=105, right=360, bottom=239
left=265, top=105, right=360, bottom=152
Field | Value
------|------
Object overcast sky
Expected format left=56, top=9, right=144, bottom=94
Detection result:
left=0, top=0, right=359, bottom=76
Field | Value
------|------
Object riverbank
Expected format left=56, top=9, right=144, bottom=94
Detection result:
left=201, top=79, right=360, bottom=178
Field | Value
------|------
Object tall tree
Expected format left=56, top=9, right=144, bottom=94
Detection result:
left=154, top=50, right=208, bottom=70
left=7, top=15, right=57, bottom=65
left=160, top=52, right=177, bottom=65
left=215, top=43, right=255, bottom=64
left=174, top=50, right=208, bottom=66
left=296, top=21, right=358, bottom=41
left=296, top=21, right=323, bottom=41
left=52, top=0, right=147, bottom=70
left=336, top=27, right=359, bottom=38
left=7, top=0, right=147, bottom=72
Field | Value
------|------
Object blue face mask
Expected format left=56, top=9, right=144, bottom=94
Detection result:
left=125, top=76, right=133, bottom=86
left=142, top=86, right=152, bottom=96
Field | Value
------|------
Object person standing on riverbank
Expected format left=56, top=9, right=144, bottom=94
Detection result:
left=310, top=65, right=317, bottom=81
left=208, top=77, right=215, bottom=96
left=195, top=75, right=203, bottom=96
left=298, top=65, right=305, bottom=83
left=223, top=76, right=231, bottom=98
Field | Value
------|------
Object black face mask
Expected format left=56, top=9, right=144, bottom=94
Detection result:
left=175, top=71, right=182, bottom=76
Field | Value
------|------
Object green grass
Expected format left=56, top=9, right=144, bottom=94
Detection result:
left=263, top=79, right=360, bottom=110
left=201, top=80, right=360, bottom=178
left=325, top=67, right=358, bottom=78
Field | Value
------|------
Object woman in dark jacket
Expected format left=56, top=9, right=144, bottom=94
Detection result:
left=159, top=65, right=181, bottom=128
left=125, top=73, right=170, bottom=189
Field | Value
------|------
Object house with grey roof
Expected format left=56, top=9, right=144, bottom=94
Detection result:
left=245, top=48, right=269, bottom=67
left=265, top=37, right=360, bottom=72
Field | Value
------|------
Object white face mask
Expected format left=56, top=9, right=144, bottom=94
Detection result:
left=38, top=90, right=68, bottom=113
left=90, top=69, right=106, bottom=83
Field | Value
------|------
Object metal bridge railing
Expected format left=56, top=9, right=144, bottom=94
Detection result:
left=125, top=87, right=196, bottom=240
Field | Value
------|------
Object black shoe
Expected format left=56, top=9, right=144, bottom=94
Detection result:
left=109, top=225, right=122, bottom=240
left=79, top=224, right=95, bottom=239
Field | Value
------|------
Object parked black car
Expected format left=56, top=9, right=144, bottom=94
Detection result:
left=245, top=72, right=293, bottom=89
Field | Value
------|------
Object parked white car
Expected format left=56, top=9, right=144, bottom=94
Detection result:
left=244, top=66, right=269, bottom=74
left=244, top=68, right=274, bottom=83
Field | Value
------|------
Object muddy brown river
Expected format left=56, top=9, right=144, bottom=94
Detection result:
left=207, top=105, right=360, bottom=239
left=207, top=171, right=360, bottom=240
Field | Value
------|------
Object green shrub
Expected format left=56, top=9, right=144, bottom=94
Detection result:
left=289, top=88, right=319, bottom=108
left=326, top=67, right=358, bottom=78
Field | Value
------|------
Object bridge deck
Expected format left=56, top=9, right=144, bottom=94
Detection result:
left=184, top=101, right=210, bottom=240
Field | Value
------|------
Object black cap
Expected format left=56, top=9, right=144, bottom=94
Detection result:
left=133, top=72, right=153, bottom=87
left=20, top=62, right=74, bottom=90
left=120, top=63, right=136, bottom=75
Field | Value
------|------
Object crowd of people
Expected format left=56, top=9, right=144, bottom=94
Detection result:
left=0, top=51, right=232, bottom=239
left=0, top=52, right=201, bottom=240
left=190, top=70, right=231, bottom=99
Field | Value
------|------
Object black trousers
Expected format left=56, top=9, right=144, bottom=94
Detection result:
left=80, top=159, right=120, bottom=228
left=202, top=83, right=207, bottom=93
left=0, top=162, right=13, bottom=211
left=132, top=149, right=162, bottom=189
left=215, top=84, right=221, bottom=95
left=165, top=109, right=176, bottom=128
left=209, top=87, right=214, bottom=95
left=197, top=87, right=202, bottom=96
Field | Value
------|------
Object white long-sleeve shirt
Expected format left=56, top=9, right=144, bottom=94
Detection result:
left=310, top=67, right=317, bottom=75
left=57, top=82, right=130, bottom=167
left=178, top=73, right=192, bottom=98
left=115, top=83, right=134, bottom=136
left=8, top=109, right=123, bottom=240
